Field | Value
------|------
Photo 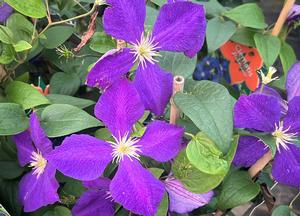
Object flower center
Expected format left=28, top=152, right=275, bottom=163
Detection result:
left=272, top=121, right=297, bottom=152
left=259, top=66, right=279, bottom=85
left=131, top=33, right=161, bottom=69
left=29, top=150, right=47, bottom=178
left=110, top=132, right=141, bottom=163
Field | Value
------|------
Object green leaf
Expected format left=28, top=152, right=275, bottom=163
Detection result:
left=195, top=0, right=226, bottom=17
left=94, top=128, right=113, bottom=141
left=6, top=13, right=34, bottom=43
left=13, top=40, right=32, bottom=52
left=41, top=26, right=75, bottom=49
left=0, top=138, right=24, bottom=179
left=280, top=41, right=296, bottom=75
left=41, top=104, right=102, bottom=137
left=50, top=72, right=81, bottom=96
left=223, top=3, right=267, bottom=29
left=217, top=170, right=260, bottom=210
left=174, top=81, right=235, bottom=154
left=0, top=44, right=14, bottom=64
left=0, top=103, right=28, bottom=135
left=156, top=193, right=168, bottom=216
left=173, top=150, right=226, bottom=193
left=0, top=25, right=14, bottom=44
left=272, top=205, right=297, bottom=216
left=61, top=179, right=85, bottom=197
left=145, top=5, right=158, bottom=27
left=186, top=132, right=229, bottom=175
left=254, top=33, right=281, bottom=67
left=0, top=179, right=22, bottom=216
left=89, top=32, right=116, bottom=53
left=206, top=17, right=237, bottom=52
left=42, top=206, right=71, bottom=216
left=46, top=94, right=95, bottom=109
left=231, top=27, right=256, bottom=47
left=148, top=168, right=164, bottom=179
left=5, top=0, right=46, bottom=18
left=151, top=0, right=165, bottom=7
left=158, top=51, right=197, bottom=78
left=6, top=81, right=50, bottom=110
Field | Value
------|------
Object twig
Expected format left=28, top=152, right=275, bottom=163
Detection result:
left=169, top=76, right=185, bottom=124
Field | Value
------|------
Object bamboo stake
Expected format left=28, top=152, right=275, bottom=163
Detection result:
left=169, top=76, right=185, bottom=124
left=248, top=0, right=295, bottom=179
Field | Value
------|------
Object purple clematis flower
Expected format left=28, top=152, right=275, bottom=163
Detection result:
left=72, top=178, right=114, bottom=216
left=233, top=62, right=300, bottom=187
left=165, top=177, right=213, bottom=214
left=47, top=79, right=184, bottom=215
left=13, top=112, right=59, bottom=212
left=0, top=2, right=13, bottom=23
left=86, top=0, right=206, bottom=116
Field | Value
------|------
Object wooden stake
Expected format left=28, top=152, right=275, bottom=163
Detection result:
left=117, top=40, right=126, bottom=50
left=271, top=0, right=295, bottom=36
left=170, top=76, right=185, bottom=124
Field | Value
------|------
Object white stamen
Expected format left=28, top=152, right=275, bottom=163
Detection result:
left=272, top=121, right=297, bottom=153
left=130, top=33, right=161, bottom=69
left=29, top=150, right=47, bottom=178
left=109, top=132, right=141, bottom=163
left=259, top=66, right=279, bottom=85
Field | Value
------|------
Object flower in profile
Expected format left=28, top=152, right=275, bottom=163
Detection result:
left=0, top=2, right=13, bottom=23
left=233, top=62, right=300, bottom=186
left=13, top=112, right=59, bottom=212
left=72, top=178, right=114, bottom=216
left=259, top=66, right=279, bottom=85
left=287, top=4, right=300, bottom=25
left=86, top=0, right=206, bottom=116
left=165, top=177, right=213, bottom=214
left=47, top=79, right=184, bottom=215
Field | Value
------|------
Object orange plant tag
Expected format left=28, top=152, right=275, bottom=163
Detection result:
left=220, top=41, right=263, bottom=91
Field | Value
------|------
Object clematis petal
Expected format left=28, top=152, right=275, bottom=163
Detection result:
left=72, top=190, right=114, bottom=216
left=13, top=131, right=35, bottom=166
left=286, top=61, right=300, bottom=101
left=86, top=48, right=135, bottom=89
left=234, top=94, right=281, bottom=132
left=152, top=2, right=206, bottom=57
left=110, top=158, right=165, bottom=216
left=19, top=164, right=59, bottom=212
left=83, top=177, right=111, bottom=190
left=283, top=96, right=300, bottom=135
left=233, top=136, right=269, bottom=168
left=103, top=0, right=145, bottom=43
left=272, top=144, right=300, bottom=187
left=29, top=112, right=52, bottom=154
left=165, top=177, right=213, bottom=214
left=254, top=86, right=287, bottom=115
left=0, top=3, right=13, bottom=23
left=46, top=134, right=112, bottom=181
left=133, top=64, right=172, bottom=116
left=95, top=79, right=145, bottom=138
left=139, top=120, right=184, bottom=162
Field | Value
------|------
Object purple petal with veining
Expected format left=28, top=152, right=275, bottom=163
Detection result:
left=110, top=158, right=165, bottom=216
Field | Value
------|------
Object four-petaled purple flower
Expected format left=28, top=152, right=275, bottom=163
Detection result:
left=0, top=2, right=13, bottom=23
left=47, top=79, right=184, bottom=215
left=86, top=0, right=206, bottom=116
left=13, top=113, right=59, bottom=212
left=233, top=61, right=300, bottom=187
